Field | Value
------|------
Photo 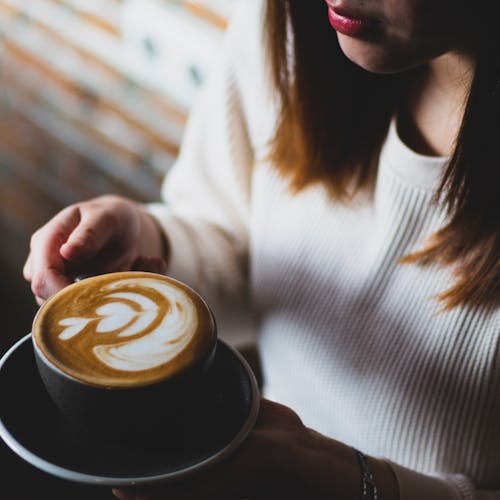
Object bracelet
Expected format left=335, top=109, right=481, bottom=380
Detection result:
left=354, top=449, right=378, bottom=500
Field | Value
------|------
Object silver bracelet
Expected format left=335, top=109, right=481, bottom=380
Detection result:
left=354, top=449, right=378, bottom=500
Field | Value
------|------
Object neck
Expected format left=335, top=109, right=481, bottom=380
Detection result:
left=399, top=51, right=475, bottom=157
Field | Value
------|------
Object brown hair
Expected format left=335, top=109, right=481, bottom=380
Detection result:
left=265, top=1, right=500, bottom=309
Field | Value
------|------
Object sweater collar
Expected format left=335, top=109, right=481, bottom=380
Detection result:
left=380, top=118, right=448, bottom=190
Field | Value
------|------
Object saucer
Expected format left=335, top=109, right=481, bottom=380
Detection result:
left=0, top=334, right=259, bottom=486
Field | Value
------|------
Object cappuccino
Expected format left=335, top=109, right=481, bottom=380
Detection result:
left=33, top=272, right=216, bottom=388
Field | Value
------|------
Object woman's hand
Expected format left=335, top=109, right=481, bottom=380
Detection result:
left=112, top=399, right=398, bottom=500
left=24, top=195, right=167, bottom=304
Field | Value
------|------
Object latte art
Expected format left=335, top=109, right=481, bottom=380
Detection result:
left=59, top=278, right=198, bottom=372
left=33, top=272, right=216, bottom=387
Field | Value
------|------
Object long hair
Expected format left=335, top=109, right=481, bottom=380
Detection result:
left=265, top=1, right=500, bottom=309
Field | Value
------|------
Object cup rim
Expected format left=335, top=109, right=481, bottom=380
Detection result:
left=31, top=272, right=218, bottom=389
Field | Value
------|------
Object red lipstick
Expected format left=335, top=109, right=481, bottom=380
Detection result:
left=327, top=6, right=372, bottom=37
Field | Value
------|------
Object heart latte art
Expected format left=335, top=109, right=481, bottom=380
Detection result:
left=33, top=273, right=216, bottom=387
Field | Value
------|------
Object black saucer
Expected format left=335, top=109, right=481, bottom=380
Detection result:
left=0, top=334, right=259, bottom=486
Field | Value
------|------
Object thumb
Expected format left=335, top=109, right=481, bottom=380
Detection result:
left=27, top=205, right=82, bottom=300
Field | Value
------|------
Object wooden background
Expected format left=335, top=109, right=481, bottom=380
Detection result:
left=0, top=0, right=235, bottom=356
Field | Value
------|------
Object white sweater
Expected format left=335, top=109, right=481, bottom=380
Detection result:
left=148, top=2, right=500, bottom=499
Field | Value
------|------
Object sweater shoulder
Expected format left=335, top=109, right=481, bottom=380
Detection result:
left=224, top=0, right=278, bottom=154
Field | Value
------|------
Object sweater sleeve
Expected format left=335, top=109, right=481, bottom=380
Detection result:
left=388, top=461, right=476, bottom=500
left=146, top=0, right=266, bottom=344
left=389, top=460, right=500, bottom=500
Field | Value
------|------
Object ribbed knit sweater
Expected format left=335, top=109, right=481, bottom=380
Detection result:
left=148, top=2, right=500, bottom=498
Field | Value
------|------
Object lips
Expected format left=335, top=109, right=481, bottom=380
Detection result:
left=325, top=3, right=374, bottom=37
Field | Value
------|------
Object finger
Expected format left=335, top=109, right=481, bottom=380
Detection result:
left=60, top=207, right=121, bottom=264
left=29, top=206, right=82, bottom=300
left=99, top=250, right=136, bottom=273
left=131, top=256, right=167, bottom=275
left=113, top=442, right=255, bottom=500
left=256, top=398, right=303, bottom=429
left=112, top=490, right=139, bottom=500
left=67, top=245, right=136, bottom=278
left=112, top=489, right=159, bottom=500
left=23, top=253, right=33, bottom=282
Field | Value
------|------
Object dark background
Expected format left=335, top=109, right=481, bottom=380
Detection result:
left=0, top=2, right=234, bottom=496
left=0, top=244, right=115, bottom=499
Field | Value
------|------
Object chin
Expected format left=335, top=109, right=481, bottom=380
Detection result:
left=336, top=34, right=418, bottom=75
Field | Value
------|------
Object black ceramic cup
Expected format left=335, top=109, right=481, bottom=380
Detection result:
left=31, top=272, right=218, bottom=443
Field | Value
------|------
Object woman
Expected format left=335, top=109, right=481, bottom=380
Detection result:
left=24, top=0, right=500, bottom=498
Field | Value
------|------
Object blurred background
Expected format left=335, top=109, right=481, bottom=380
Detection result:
left=0, top=0, right=238, bottom=356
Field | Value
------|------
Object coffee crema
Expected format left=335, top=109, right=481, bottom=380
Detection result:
left=33, top=272, right=216, bottom=387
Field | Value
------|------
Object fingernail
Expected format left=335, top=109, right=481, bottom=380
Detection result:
left=112, top=489, right=135, bottom=500
left=74, top=274, right=93, bottom=282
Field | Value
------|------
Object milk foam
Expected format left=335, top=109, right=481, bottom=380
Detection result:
left=58, top=277, right=198, bottom=372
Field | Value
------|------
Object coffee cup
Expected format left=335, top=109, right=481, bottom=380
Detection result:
left=32, top=271, right=217, bottom=441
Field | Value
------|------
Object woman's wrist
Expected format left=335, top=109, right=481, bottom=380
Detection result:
left=292, top=429, right=399, bottom=499
left=368, top=456, right=399, bottom=500
left=287, top=429, right=359, bottom=498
